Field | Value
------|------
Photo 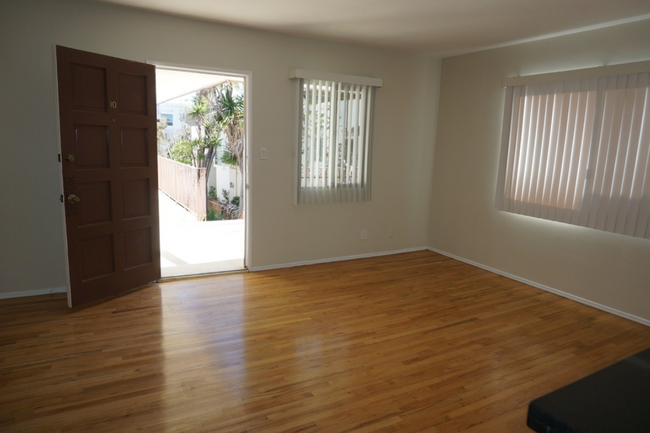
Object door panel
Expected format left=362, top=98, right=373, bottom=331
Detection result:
left=117, top=72, right=148, bottom=115
left=120, top=128, right=150, bottom=167
left=122, top=179, right=151, bottom=219
left=57, top=46, right=160, bottom=307
left=70, top=64, right=108, bottom=112
left=73, top=124, right=110, bottom=169
left=124, top=227, right=153, bottom=269
left=80, top=235, right=115, bottom=281
left=77, top=181, right=112, bottom=225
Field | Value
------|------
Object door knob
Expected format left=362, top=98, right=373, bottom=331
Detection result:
left=65, top=154, right=75, bottom=162
left=67, top=194, right=81, bottom=205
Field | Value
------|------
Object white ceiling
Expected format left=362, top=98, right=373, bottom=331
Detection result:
left=97, top=0, right=650, bottom=57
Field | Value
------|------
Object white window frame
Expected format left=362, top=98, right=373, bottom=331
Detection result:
left=290, top=69, right=382, bottom=205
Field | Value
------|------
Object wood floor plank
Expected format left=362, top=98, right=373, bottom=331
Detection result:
left=1, top=251, right=649, bottom=432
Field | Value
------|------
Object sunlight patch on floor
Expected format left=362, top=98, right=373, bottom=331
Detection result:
left=159, top=191, right=245, bottom=277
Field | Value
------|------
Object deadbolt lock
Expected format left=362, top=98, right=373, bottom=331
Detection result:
left=67, top=194, right=81, bottom=205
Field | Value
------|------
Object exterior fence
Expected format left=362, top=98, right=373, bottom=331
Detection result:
left=158, top=156, right=207, bottom=221
left=208, top=200, right=225, bottom=216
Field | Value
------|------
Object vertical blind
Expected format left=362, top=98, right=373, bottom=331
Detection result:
left=497, top=70, right=650, bottom=239
left=296, top=78, right=375, bottom=204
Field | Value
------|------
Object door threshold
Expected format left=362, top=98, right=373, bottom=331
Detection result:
left=157, top=268, right=249, bottom=283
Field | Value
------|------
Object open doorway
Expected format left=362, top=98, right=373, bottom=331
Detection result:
left=155, top=67, right=247, bottom=278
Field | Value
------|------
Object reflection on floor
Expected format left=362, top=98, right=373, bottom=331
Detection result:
left=159, top=191, right=245, bottom=277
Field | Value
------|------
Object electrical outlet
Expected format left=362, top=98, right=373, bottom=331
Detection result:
left=361, top=229, right=368, bottom=240
left=260, top=148, right=267, bottom=159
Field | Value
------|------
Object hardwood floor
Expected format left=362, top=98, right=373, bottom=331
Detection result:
left=1, top=251, right=649, bottom=432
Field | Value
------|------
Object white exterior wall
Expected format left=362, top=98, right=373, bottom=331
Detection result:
left=213, top=164, right=242, bottom=202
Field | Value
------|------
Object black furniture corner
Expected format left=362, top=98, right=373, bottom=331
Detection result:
left=527, top=347, right=650, bottom=433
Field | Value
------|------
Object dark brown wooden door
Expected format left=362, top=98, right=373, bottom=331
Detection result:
left=56, top=46, right=160, bottom=307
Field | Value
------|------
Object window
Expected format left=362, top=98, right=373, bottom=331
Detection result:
left=497, top=62, right=650, bottom=239
left=161, top=113, right=173, bottom=126
left=290, top=69, right=382, bottom=204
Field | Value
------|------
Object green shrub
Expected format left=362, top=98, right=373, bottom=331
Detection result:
left=219, top=189, right=241, bottom=220
left=220, top=149, right=239, bottom=167
left=208, top=186, right=218, bottom=201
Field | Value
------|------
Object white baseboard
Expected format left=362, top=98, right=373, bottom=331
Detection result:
left=427, top=247, right=650, bottom=327
left=0, top=286, right=67, bottom=300
left=1, top=249, right=426, bottom=300
left=248, top=247, right=429, bottom=272
left=7, top=249, right=647, bottom=328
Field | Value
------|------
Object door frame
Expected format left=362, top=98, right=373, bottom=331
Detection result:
left=53, top=50, right=253, bottom=306
left=52, top=46, right=73, bottom=307
left=149, top=60, right=253, bottom=272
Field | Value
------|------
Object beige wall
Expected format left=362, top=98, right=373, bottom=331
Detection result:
left=430, top=19, right=650, bottom=322
left=6, top=0, right=647, bottom=325
left=0, top=0, right=440, bottom=297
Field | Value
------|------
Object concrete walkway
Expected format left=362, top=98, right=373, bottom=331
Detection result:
left=159, top=191, right=245, bottom=278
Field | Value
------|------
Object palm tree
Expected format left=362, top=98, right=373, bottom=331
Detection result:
left=185, top=95, right=221, bottom=182
left=199, top=82, right=245, bottom=214
left=167, top=82, right=245, bottom=217
left=199, top=82, right=244, bottom=174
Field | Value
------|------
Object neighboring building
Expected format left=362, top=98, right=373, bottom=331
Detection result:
left=157, top=96, right=193, bottom=153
